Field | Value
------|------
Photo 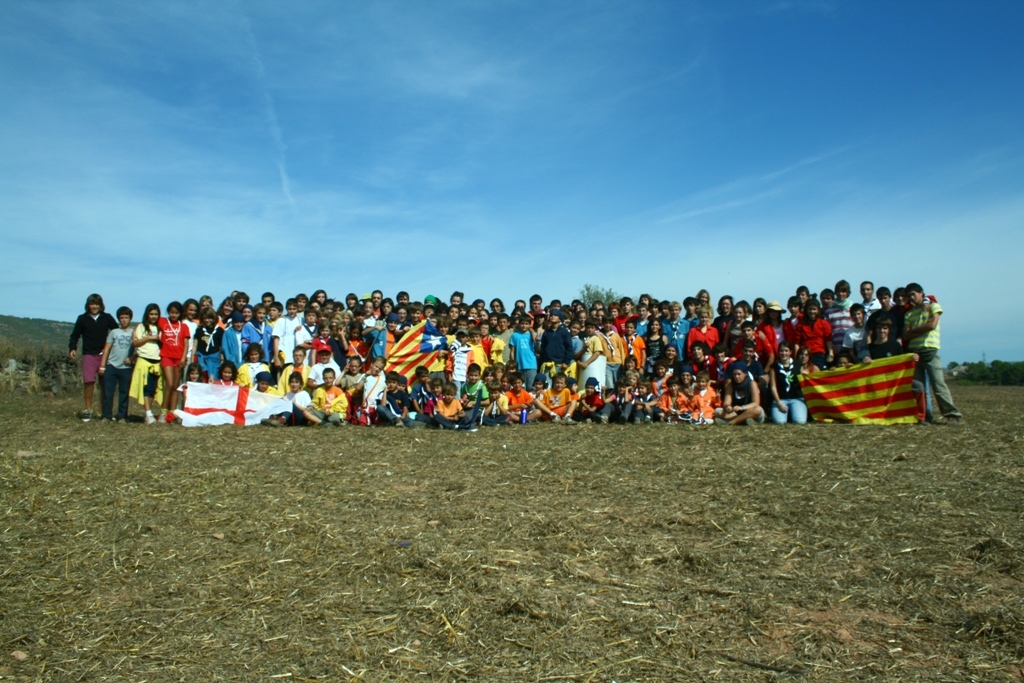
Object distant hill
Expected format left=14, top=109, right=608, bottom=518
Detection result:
left=0, top=314, right=76, bottom=350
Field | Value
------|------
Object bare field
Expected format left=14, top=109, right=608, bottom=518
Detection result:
left=1, top=386, right=1022, bottom=681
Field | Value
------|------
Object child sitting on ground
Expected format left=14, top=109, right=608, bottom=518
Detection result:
left=530, top=372, right=578, bottom=424
left=574, top=377, right=607, bottom=423
left=433, top=382, right=478, bottom=431
left=262, top=371, right=319, bottom=427
left=381, top=372, right=419, bottom=428
left=310, top=368, right=347, bottom=426
left=689, top=371, right=720, bottom=424
left=635, top=378, right=657, bottom=423
left=658, top=377, right=691, bottom=423
left=481, top=380, right=510, bottom=426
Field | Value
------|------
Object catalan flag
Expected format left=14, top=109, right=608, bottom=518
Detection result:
left=799, top=353, right=919, bottom=425
left=385, top=320, right=448, bottom=381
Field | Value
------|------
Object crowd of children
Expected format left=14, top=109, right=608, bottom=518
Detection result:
left=68, top=279, right=962, bottom=427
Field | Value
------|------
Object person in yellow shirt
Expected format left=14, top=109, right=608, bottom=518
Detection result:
left=237, top=344, right=271, bottom=389
left=466, top=326, right=489, bottom=372
left=310, top=368, right=348, bottom=426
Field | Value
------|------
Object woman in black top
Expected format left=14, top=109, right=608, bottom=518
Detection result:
left=69, top=293, right=117, bottom=421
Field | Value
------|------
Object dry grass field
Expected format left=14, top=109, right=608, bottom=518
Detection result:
left=1, top=386, right=1022, bottom=682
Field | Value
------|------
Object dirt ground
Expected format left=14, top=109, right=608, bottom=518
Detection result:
left=1, top=386, right=1022, bottom=681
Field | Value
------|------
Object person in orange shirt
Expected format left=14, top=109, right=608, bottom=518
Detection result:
left=530, top=373, right=578, bottom=424
left=657, top=377, right=690, bottom=423
left=503, top=370, right=536, bottom=419
left=689, top=371, right=720, bottom=424
left=622, top=319, right=646, bottom=371
left=432, top=382, right=478, bottom=431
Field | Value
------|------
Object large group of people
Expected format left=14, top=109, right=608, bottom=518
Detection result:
left=67, top=279, right=962, bottom=428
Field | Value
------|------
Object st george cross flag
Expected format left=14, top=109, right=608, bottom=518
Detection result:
left=385, top=320, right=448, bottom=381
left=173, top=383, right=293, bottom=427
left=799, top=353, right=919, bottom=425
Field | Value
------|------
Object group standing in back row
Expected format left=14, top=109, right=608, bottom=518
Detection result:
left=68, top=279, right=961, bottom=427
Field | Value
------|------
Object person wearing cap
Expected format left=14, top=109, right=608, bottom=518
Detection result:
left=530, top=373, right=548, bottom=402
left=538, top=310, right=574, bottom=382
left=253, top=370, right=275, bottom=394
left=574, top=376, right=607, bottom=423
left=762, top=300, right=786, bottom=351
left=308, top=345, right=342, bottom=390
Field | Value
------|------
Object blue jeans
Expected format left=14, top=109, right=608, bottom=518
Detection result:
left=771, top=398, right=808, bottom=425
left=605, top=364, right=620, bottom=390
left=102, top=366, right=132, bottom=419
left=520, top=368, right=537, bottom=390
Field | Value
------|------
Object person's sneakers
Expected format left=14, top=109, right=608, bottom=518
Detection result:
left=563, top=417, right=577, bottom=425
left=944, top=416, right=961, bottom=425
left=144, top=411, right=157, bottom=425
left=599, top=414, right=609, bottom=424
left=714, top=417, right=730, bottom=426
left=550, top=415, right=562, bottom=423
left=744, top=418, right=757, bottom=426
left=79, top=410, right=93, bottom=422
left=261, top=417, right=284, bottom=427
left=917, top=419, right=932, bottom=427
left=394, top=421, right=405, bottom=428
left=644, top=415, right=653, bottom=424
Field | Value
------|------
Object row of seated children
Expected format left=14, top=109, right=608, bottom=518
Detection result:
left=249, top=355, right=731, bottom=428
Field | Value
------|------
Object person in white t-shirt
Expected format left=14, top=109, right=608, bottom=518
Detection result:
left=272, top=298, right=302, bottom=369
left=308, top=347, right=342, bottom=389
left=262, top=372, right=318, bottom=427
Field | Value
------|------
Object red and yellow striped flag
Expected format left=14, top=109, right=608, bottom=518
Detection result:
left=799, top=353, right=918, bottom=424
left=384, top=320, right=447, bottom=382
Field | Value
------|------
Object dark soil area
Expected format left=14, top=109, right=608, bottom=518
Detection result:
left=1, top=386, right=1022, bottom=681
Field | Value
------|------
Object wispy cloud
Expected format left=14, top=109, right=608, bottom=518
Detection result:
left=653, top=148, right=851, bottom=225
left=240, top=10, right=294, bottom=206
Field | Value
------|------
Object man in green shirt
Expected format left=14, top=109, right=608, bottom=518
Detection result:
left=903, top=283, right=962, bottom=424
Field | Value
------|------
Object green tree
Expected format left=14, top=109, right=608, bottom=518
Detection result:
left=578, top=284, right=624, bottom=309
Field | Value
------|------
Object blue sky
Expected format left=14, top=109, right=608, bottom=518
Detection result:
left=1, top=0, right=1022, bottom=361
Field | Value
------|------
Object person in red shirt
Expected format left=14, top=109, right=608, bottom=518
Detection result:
left=158, top=301, right=192, bottom=415
left=574, top=376, right=607, bottom=423
left=793, top=299, right=833, bottom=369
left=613, top=297, right=640, bottom=335
left=686, top=310, right=720, bottom=360
left=731, top=322, right=775, bottom=368
left=782, top=296, right=803, bottom=346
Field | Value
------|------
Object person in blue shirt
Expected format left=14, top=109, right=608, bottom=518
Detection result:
left=538, top=311, right=575, bottom=383
left=508, top=315, right=539, bottom=389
